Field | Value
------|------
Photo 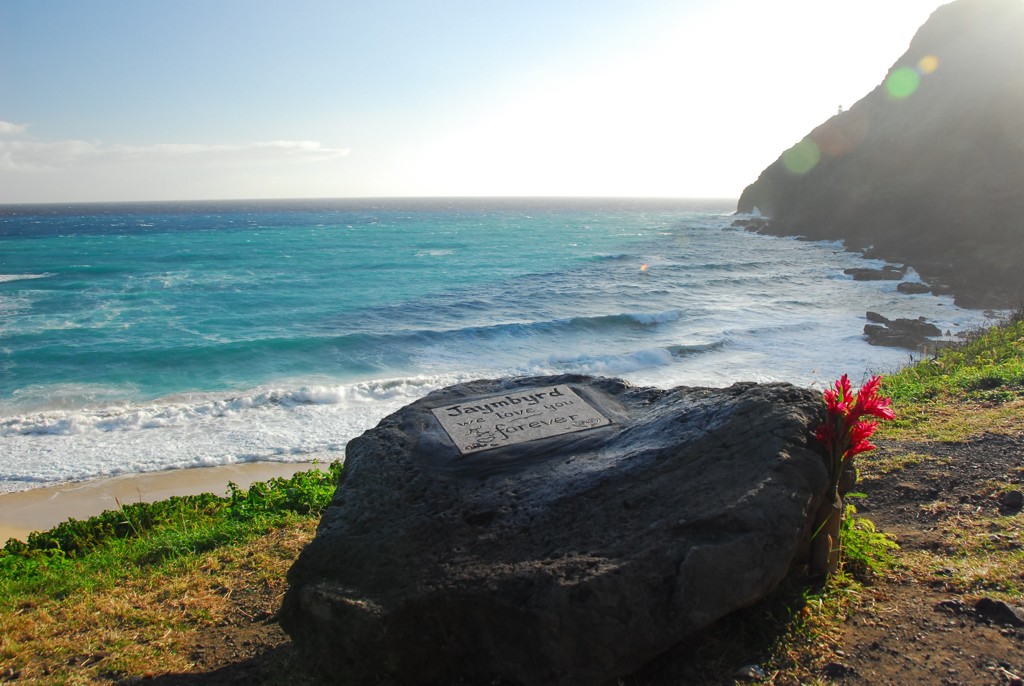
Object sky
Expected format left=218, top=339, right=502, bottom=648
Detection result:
left=0, top=0, right=952, bottom=204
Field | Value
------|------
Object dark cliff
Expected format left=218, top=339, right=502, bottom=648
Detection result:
left=737, top=0, right=1024, bottom=308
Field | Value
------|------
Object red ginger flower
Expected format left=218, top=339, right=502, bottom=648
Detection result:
left=850, top=375, right=895, bottom=422
left=815, top=374, right=894, bottom=497
left=822, top=374, right=853, bottom=415
left=848, top=420, right=878, bottom=457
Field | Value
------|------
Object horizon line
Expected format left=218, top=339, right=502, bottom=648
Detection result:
left=0, top=194, right=741, bottom=208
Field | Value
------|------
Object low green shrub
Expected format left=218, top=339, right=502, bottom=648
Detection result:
left=0, top=462, right=342, bottom=596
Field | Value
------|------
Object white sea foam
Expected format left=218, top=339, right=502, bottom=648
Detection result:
left=0, top=293, right=30, bottom=318
left=0, top=273, right=53, bottom=283
left=526, top=347, right=677, bottom=376
left=1, top=376, right=464, bottom=436
left=0, top=374, right=472, bottom=492
left=902, top=267, right=922, bottom=283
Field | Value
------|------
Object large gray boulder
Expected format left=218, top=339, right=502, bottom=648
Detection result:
left=280, top=375, right=828, bottom=685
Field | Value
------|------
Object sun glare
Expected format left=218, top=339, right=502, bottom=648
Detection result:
left=405, top=1, right=946, bottom=198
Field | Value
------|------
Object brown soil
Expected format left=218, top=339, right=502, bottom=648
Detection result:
left=824, top=432, right=1024, bottom=686
left=125, top=433, right=1024, bottom=686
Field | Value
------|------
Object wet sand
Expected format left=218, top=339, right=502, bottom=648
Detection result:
left=0, top=462, right=329, bottom=542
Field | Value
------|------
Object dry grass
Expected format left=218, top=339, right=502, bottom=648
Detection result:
left=0, top=520, right=316, bottom=684
left=859, top=451, right=945, bottom=478
left=902, top=511, right=1024, bottom=599
left=880, top=397, right=1024, bottom=442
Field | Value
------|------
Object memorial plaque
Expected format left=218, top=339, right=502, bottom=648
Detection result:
left=431, top=385, right=613, bottom=455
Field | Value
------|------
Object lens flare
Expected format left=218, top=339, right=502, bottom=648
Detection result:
left=640, top=264, right=649, bottom=272
left=886, top=66, right=920, bottom=99
left=918, top=55, right=939, bottom=74
left=782, top=139, right=821, bottom=175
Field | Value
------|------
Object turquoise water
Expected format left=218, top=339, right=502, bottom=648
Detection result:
left=0, top=198, right=992, bottom=490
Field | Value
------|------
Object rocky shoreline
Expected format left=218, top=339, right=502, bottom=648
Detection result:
left=731, top=215, right=1001, bottom=306
left=732, top=216, right=994, bottom=353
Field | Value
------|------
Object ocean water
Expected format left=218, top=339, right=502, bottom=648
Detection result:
left=0, top=198, right=995, bottom=492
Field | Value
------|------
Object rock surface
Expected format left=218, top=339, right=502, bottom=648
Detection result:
left=279, top=375, right=828, bottom=686
left=736, top=0, right=1024, bottom=308
left=863, top=312, right=943, bottom=349
left=896, top=282, right=932, bottom=295
left=975, top=598, right=1024, bottom=628
left=844, top=265, right=906, bottom=282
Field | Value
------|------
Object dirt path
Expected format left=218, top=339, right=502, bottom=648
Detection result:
left=828, top=433, right=1024, bottom=686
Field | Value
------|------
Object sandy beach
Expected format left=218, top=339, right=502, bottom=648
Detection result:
left=0, top=461, right=330, bottom=543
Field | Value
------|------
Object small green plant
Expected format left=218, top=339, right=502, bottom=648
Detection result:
left=839, top=498, right=899, bottom=578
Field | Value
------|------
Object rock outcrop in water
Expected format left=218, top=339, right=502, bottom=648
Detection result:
left=280, top=375, right=828, bottom=685
left=863, top=311, right=943, bottom=349
left=737, top=0, right=1024, bottom=309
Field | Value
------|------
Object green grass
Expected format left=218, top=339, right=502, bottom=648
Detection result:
left=0, top=462, right=341, bottom=603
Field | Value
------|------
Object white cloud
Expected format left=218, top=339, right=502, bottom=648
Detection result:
left=116, top=140, right=351, bottom=165
left=0, top=140, right=92, bottom=171
left=0, top=120, right=28, bottom=135
left=0, top=138, right=351, bottom=172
